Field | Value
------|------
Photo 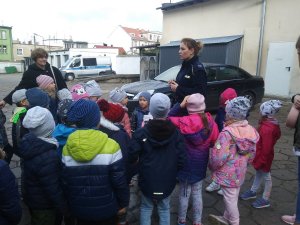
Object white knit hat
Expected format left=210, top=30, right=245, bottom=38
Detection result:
left=84, top=80, right=102, bottom=97
left=12, top=89, right=27, bottom=104
left=23, top=106, right=55, bottom=137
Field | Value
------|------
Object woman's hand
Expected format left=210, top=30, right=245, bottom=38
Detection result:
left=0, top=100, right=6, bottom=109
left=168, top=80, right=178, bottom=92
left=180, top=95, right=190, bottom=108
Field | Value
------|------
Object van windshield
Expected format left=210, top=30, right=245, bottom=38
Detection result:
left=60, top=58, right=73, bottom=69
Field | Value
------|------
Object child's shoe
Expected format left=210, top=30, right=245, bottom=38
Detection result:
left=281, top=214, right=296, bottom=225
left=251, top=197, right=270, bottom=208
left=240, top=190, right=256, bottom=200
left=205, top=181, right=220, bottom=192
left=208, top=214, right=229, bottom=225
left=217, top=189, right=223, bottom=196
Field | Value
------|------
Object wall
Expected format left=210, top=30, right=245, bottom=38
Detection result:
left=161, top=0, right=300, bottom=96
left=116, top=56, right=140, bottom=74
left=0, top=62, right=24, bottom=73
left=0, top=27, right=13, bottom=61
left=106, top=26, right=132, bottom=53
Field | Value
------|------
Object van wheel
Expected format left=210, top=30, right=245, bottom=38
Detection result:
left=99, top=72, right=105, bottom=75
left=65, top=73, right=75, bottom=81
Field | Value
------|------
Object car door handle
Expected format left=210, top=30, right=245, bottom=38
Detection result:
left=286, top=67, right=291, bottom=71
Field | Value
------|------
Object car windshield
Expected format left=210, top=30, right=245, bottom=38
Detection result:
left=154, top=65, right=181, bottom=82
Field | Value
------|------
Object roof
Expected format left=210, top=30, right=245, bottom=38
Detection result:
left=160, top=35, right=243, bottom=47
left=121, top=26, right=147, bottom=41
left=158, top=0, right=210, bottom=11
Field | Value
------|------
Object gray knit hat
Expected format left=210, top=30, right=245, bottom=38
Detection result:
left=109, top=87, right=127, bottom=103
left=225, top=96, right=251, bottom=120
left=84, top=80, right=102, bottom=97
left=57, top=88, right=72, bottom=101
left=23, top=106, right=55, bottom=137
left=149, top=93, right=171, bottom=119
left=12, top=89, right=27, bottom=104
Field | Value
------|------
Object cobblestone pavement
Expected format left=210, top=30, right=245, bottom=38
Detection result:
left=0, top=73, right=297, bottom=225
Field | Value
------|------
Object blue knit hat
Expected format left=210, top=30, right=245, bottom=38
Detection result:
left=139, top=91, right=151, bottom=103
left=26, top=87, right=50, bottom=108
left=67, top=99, right=100, bottom=128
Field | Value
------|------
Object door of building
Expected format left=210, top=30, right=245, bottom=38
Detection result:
left=265, top=42, right=295, bottom=97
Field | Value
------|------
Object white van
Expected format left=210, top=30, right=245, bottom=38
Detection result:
left=59, top=55, right=115, bottom=80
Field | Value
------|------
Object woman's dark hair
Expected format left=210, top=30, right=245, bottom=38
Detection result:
left=199, top=112, right=210, bottom=136
left=31, top=48, right=48, bottom=62
left=296, top=36, right=300, bottom=49
left=181, top=38, right=204, bottom=56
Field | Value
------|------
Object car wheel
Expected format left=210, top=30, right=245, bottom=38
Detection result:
left=99, top=71, right=105, bottom=75
left=243, top=91, right=256, bottom=108
left=65, top=73, right=75, bottom=81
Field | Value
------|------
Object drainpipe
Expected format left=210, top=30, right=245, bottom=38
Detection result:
left=256, top=0, right=267, bottom=76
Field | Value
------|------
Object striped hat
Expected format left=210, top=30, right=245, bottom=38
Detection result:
left=36, top=75, right=54, bottom=89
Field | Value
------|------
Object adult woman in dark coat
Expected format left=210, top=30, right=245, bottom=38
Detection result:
left=0, top=48, right=67, bottom=108
left=169, top=38, right=207, bottom=101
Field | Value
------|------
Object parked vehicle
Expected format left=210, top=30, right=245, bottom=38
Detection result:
left=121, top=63, right=265, bottom=114
left=60, top=55, right=116, bottom=81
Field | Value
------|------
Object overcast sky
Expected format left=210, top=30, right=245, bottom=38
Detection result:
left=2, top=0, right=180, bottom=44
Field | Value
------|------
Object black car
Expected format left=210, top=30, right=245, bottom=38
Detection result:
left=121, top=64, right=264, bottom=114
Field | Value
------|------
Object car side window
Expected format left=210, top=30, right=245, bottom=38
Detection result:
left=216, top=67, right=242, bottom=81
left=83, top=58, right=97, bottom=67
left=206, top=67, right=217, bottom=82
left=71, top=58, right=81, bottom=67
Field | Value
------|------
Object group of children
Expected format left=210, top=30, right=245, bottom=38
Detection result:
left=0, top=74, right=296, bottom=225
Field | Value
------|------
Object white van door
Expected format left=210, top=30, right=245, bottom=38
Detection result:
left=69, top=57, right=83, bottom=77
left=82, top=58, right=98, bottom=76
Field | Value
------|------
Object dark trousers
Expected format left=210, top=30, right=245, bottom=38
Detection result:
left=30, top=209, right=56, bottom=225
left=76, top=216, right=118, bottom=225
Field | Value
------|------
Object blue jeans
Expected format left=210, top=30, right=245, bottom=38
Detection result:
left=140, top=193, right=170, bottom=225
left=296, top=157, right=300, bottom=223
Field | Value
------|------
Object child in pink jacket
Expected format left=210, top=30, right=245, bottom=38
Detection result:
left=208, top=97, right=259, bottom=225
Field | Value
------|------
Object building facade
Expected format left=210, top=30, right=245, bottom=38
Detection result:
left=0, top=26, right=13, bottom=61
left=159, top=0, right=300, bottom=97
left=107, top=26, right=162, bottom=54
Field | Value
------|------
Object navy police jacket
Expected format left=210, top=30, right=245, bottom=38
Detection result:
left=175, top=56, right=207, bottom=102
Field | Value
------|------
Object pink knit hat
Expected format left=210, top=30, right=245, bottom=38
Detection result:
left=186, top=93, right=206, bottom=114
left=71, top=84, right=89, bottom=101
left=36, top=75, right=54, bottom=89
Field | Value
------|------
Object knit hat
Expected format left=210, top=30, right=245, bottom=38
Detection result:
left=220, top=88, right=237, bottom=107
left=23, top=106, right=55, bottom=137
left=186, top=93, right=206, bottom=114
left=149, top=93, right=171, bottom=119
left=225, top=96, right=251, bottom=120
left=260, top=100, right=282, bottom=117
left=12, top=89, right=27, bottom=104
left=67, top=99, right=100, bottom=128
left=26, top=87, right=50, bottom=108
left=109, top=87, right=127, bottom=103
left=57, top=88, right=72, bottom=101
left=97, top=99, right=125, bottom=123
left=36, top=75, right=54, bottom=89
left=57, top=99, right=73, bottom=121
left=139, top=91, right=151, bottom=103
left=71, top=84, right=89, bottom=101
left=84, top=80, right=102, bottom=97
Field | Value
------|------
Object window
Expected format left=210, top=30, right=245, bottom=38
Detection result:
left=1, top=31, right=6, bottom=39
left=0, top=45, right=7, bottom=54
left=17, top=48, right=23, bottom=55
left=71, top=58, right=81, bottom=67
left=130, top=33, right=135, bottom=37
left=83, top=58, right=97, bottom=66
left=216, top=67, right=242, bottom=81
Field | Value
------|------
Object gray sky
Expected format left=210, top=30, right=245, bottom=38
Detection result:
left=2, top=0, right=179, bottom=43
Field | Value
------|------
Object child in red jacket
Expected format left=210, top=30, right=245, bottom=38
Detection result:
left=240, top=100, right=282, bottom=208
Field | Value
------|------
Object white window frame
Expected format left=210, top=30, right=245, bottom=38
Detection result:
left=17, top=48, right=23, bottom=56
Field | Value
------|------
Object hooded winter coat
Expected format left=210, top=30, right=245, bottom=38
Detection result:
left=169, top=113, right=219, bottom=184
left=18, top=133, right=68, bottom=214
left=0, top=160, right=22, bottom=225
left=252, top=118, right=281, bottom=172
left=61, top=129, right=129, bottom=221
left=209, top=120, right=259, bottom=188
left=128, top=119, right=187, bottom=201
left=4, top=62, right=67, bottom=105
